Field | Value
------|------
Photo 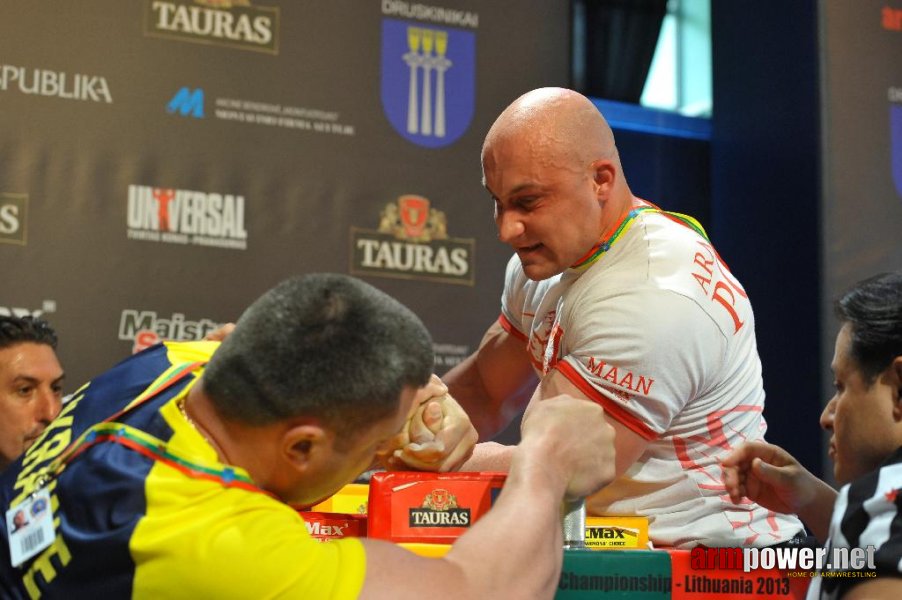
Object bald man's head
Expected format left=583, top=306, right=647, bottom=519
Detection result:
left=482, top=87, right=618, bottom=177
left=479, top=88, right=635, bottom=281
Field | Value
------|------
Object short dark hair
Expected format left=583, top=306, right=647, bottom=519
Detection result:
left=836, top=271, right=902, bottom=383
left=0, top=316, right=58, bottom=351
left=203, top=274, right=434, bottom=439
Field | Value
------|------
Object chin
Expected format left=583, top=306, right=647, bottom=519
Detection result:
left=521, top=262, right=562, bottom=282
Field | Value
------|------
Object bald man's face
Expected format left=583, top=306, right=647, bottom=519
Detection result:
left=483, top=136, right=605, bottom=281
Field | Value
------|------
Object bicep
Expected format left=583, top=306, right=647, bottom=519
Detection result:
left=528, top=369, right=649, bottom=477
left=444, top=320, right=538, bottom=438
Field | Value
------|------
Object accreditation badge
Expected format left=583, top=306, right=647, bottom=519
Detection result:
left=6, top=488, right=55, bottom=567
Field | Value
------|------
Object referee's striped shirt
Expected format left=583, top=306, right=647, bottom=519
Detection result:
left=808, top=446, right=902, bottom=599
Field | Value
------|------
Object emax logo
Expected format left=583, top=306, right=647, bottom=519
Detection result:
left=167, top=87, right=204, bottom=118
left=305, top=522, right=346, bottom=537
left=587, top=527, right=626, bottom=539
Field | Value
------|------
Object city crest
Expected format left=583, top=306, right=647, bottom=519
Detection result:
left=380, top=18, right=475, bottom=148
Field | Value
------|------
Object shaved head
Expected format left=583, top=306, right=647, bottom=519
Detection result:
left=482, top=87, right=618, bottom=179
left=479, top=87, right=635, bottom=280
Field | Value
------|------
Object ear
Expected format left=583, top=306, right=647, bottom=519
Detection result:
left=281, top=423, right=333, bottom=473
left=591, top=160, right=616, bottom=200
left=888, top=356, right=902, bottom=420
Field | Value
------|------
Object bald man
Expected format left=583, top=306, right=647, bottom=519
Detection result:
left=446, top=87, right=804, bottom=548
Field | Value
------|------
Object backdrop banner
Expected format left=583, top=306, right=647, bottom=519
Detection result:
left=0, top=1, right=570, bottom=401
left=820, top=1, right=902, bottom=397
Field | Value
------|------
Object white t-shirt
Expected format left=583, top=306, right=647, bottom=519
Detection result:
left=500, top=205, right=803, bottom=547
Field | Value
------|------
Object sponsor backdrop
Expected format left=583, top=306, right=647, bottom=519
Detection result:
left=820, top=3, right=902, bottom=398
left=0, top=1, right=570, bottom=395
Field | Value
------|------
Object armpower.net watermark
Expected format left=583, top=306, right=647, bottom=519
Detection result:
left=691, top=546, right=878, bottom=578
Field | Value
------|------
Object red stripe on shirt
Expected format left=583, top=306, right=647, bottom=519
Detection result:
left=498, top=314, right=528, bottom=343
left=556, top=361, right=658, bottom=441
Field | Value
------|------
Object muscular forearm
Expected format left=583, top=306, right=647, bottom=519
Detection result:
left=444, top=438, right=566, bottom=599
left=459, top=441, right=514, bottom=472
left=443, top=354, right=521, bottom=439
left=443, top=321, right=538, bottom=440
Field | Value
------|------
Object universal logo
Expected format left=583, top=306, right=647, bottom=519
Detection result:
left=0, top=193, right=27, bottom=245
left=144, top=0, right=280, bottom=55
left=350, top=195, right=475, bottom=286
left=408, top=489, right=471, bottom=527
left=127, top=184, right=248, bottom=250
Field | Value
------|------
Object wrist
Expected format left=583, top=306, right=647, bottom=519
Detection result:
left=508, top=436, right=568, bottom=500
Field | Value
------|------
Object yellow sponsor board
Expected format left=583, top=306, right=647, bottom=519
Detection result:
left=312, top=483, right=369, bottom=515
left=585, top=516, right=649, bottom=550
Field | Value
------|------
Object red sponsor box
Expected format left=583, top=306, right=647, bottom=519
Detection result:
left=298, top=512, right=367, bottom=541
left=367, top=471, right=506, bottom=544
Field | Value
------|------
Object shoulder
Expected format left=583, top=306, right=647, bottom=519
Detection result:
left=132, top=482, right=366, bottom=597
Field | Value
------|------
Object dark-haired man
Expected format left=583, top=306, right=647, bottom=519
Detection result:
left=0, top=273, right=615, bottom=598
left=0, top=316, right=63, bottom=471
left=723, top=271, right=902, bottom=599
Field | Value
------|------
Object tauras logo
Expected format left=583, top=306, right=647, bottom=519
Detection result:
left=0, top=193, right=27, bottom=245
left=409, top=489, right=471, bottom=527
left=145, top=0, right=279, bottom=54
left=0, top=65, right=112, bottom=103
left=127, top=184, right=248, bottom=250
left=119, top=310, right=222, bottom=354
left=350, top=196, right=475, bottom=286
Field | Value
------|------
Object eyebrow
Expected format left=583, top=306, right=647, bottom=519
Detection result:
left=11, top=373, right=66, bottom=385
left=486, top=181, right=542, bottom=201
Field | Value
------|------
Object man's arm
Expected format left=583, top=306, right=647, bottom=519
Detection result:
left=442, top=320, right=538, bottom=440
left=461, top=367, right=649, bottom=478
left=843, top=578, right=902, bottom=599
left=359, top=396, right=616, bottom=600
left=721, top=441, right=836, bottom=541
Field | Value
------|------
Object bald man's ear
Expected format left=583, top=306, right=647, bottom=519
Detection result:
left=591, top=160, right=616, bottom=199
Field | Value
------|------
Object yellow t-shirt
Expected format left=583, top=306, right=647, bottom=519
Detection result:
left=1, top=341, right=366, bottom=599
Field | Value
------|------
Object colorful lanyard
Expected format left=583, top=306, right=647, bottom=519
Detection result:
left=35, top=361, right=267, bottom=497
left=570, top=205, right=710, bottom=271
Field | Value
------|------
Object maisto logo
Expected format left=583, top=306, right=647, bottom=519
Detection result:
left=144, top=0, right=280, bottom=55
left=0, top=193, right=27, bottom=245
left=350, top=195, right=475, bottom=285
left=127, top=184, right=248, bottom=250
left=119, top=309, right=223, bottom=354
